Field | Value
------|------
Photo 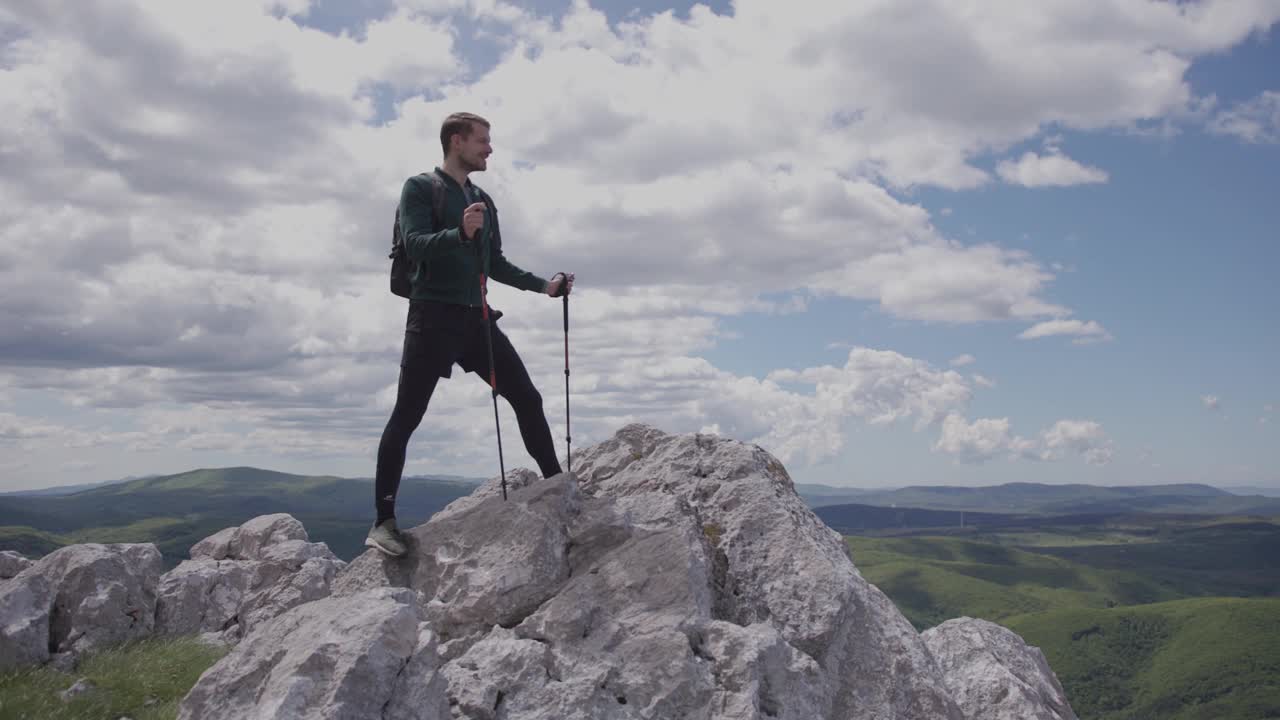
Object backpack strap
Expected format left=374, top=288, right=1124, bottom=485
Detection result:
left=391, top=172, right=446, bottom=256
left=426, top=172, right=446, bottom=229
left=470, top=184, right=501, bottom=254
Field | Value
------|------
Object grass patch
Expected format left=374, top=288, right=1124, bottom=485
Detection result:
left=0, top=635, right=228, bottom=720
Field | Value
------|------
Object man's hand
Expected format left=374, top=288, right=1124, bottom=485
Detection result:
left=546, top=272, right=575, bottom=297
left=461, top=202, right=485, bottom=241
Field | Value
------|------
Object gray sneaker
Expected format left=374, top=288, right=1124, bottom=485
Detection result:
left=366, top=518, right=408, bottom=557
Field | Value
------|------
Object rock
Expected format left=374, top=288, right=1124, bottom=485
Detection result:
left=49, top=651, right=79, bottom=673
left=189, top=514, right=309, bottom=563
left=59, top=677, right=96, bottom=702
left=227, top=514, right=308, bottom=560
left=567, top=424, right=962, bottom=718
left=922, top=617, right=1079, bottom=720
left=155, top=560, right=254, bottom=640
left=0, top=550, right=33, bottom=580
left=0, top=570, right=53, bottom=670
left=177, top=424, right=1073, bottom=719
left=154, top=514, right=344, bottom=644
left=189, top=527, right=237, bottom=561
left=0, top=543, right=161, bottom=671
left=176, top=587, right=448, bottom=720
left=332, top=468, right=579, bottom=642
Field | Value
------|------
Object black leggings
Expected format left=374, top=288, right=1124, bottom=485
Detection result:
left=374, top=320, right=562, bottom=524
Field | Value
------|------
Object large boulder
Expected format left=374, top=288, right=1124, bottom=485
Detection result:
left=562, top=424, right=962, bottom=718
left=0, top=543, right=162, bottom=671
left=922, top=617, right=1079, bottom=720
left=155, top=513, right=345, bottom=644
left=332, top=467, right=579, bottom=643
left=177, top=587, right=448, bottom=720
left=177, top=423, right=1076, bottom=719
left=0, top=570, right=52, bottom=670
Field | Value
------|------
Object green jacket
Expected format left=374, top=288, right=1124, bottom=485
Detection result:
left=398, top=168, right=550, bottom=306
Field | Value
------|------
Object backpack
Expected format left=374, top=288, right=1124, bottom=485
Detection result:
left=388, top=173, right=501, bottom=299
left=389, top=173, right=446, bottom=298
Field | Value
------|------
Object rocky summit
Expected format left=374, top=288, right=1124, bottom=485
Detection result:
left=1, top=423, right=1079, bottom=719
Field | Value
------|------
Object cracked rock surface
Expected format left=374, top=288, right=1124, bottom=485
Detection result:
left=176, top=586, right=448, bottom=720
left=154, top=513, right=345, bottom=645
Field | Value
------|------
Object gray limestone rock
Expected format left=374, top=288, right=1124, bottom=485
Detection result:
left=332, top=468, right=580, bottom=643
left=0, top=543, right=161, bottom=671
left=0, top=569, right=53, bottom=670
left=0, top=550, right=33, bottom=580
left=567, top=424, right=962, bottom=719
left=176, top=587, right=448, bottom=720
left=923, top=617, right=1079, bottom=720
left=174, top=423, right=1075, bottom=719
left=155, top=513, right=344, bottom=644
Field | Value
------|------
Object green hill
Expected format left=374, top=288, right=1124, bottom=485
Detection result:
left=0, top=467, right=481, bottom=566
left=1004, top=598, right=1280, bottom=720
left=847, top=536, right=1182, bottom=629
left=1033, top=518, right=1280, bottom=597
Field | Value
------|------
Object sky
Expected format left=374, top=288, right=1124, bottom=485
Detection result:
left=1, top=0, right=1278, bottom=493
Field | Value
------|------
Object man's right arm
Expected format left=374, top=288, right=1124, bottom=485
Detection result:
left=400, top=176, right=463, bottom=262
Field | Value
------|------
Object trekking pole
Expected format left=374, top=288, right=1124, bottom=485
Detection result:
left=562, top=287, right=571, bottom=475
left=476, top=236, right=507, bottom=501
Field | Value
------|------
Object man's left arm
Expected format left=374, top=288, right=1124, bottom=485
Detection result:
left=490, top=244, right=550, bottom=293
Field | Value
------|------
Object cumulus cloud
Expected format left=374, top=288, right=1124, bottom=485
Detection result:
left=1208, top=90, right=1280, bottom=144
left=933, top=415, right=1032, bottom=464
left=1019, top=319, right=1114, bottom=344
left=3, top=0, right=1276, bottom=484
left=950, top=354, right=976, bottom=367
left=996, top=150, right=1110, bottom=187
left=1040, top=419, right=1114, bottom=465
left=934, top=414, right=1112, bottom=465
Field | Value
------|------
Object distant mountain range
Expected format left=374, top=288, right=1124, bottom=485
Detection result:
left=795, top=481, right=1280, bottom=516
left=0, top=466, right=483, bottom=566
left=4, top=467, right=1277, bottom=568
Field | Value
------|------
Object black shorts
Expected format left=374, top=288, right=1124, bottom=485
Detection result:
left=400, top=300, right=508, bottom=379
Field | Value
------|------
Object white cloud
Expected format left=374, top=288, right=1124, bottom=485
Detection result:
left=933, top=415, right=1031, bottom=464
left=2, top=0, right=1276, bottom=485
left=1019, top=319, right=1114, bottom=344
left=933, top=414, right=1111, bottom=465
left=1208, top=90, right=1280, bottom=144
left=950, top=354, right=976, bottom=367
left=1040, top=419, right=1113, bottom=465
left=972, top=374, right=996, bottom=388
left=996, top=150, right=1109, bottom=187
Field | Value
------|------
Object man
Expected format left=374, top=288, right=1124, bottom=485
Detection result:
left=367, top=111, right=575, bottom=557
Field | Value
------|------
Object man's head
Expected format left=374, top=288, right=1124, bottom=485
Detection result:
left=440, top=112, right=491, bottom=173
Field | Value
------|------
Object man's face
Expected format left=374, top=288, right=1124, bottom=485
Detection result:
left=453, top=123, right=491, bottom=172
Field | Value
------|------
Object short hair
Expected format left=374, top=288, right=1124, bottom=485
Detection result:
left=440, top=112, right=490, bottom=157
